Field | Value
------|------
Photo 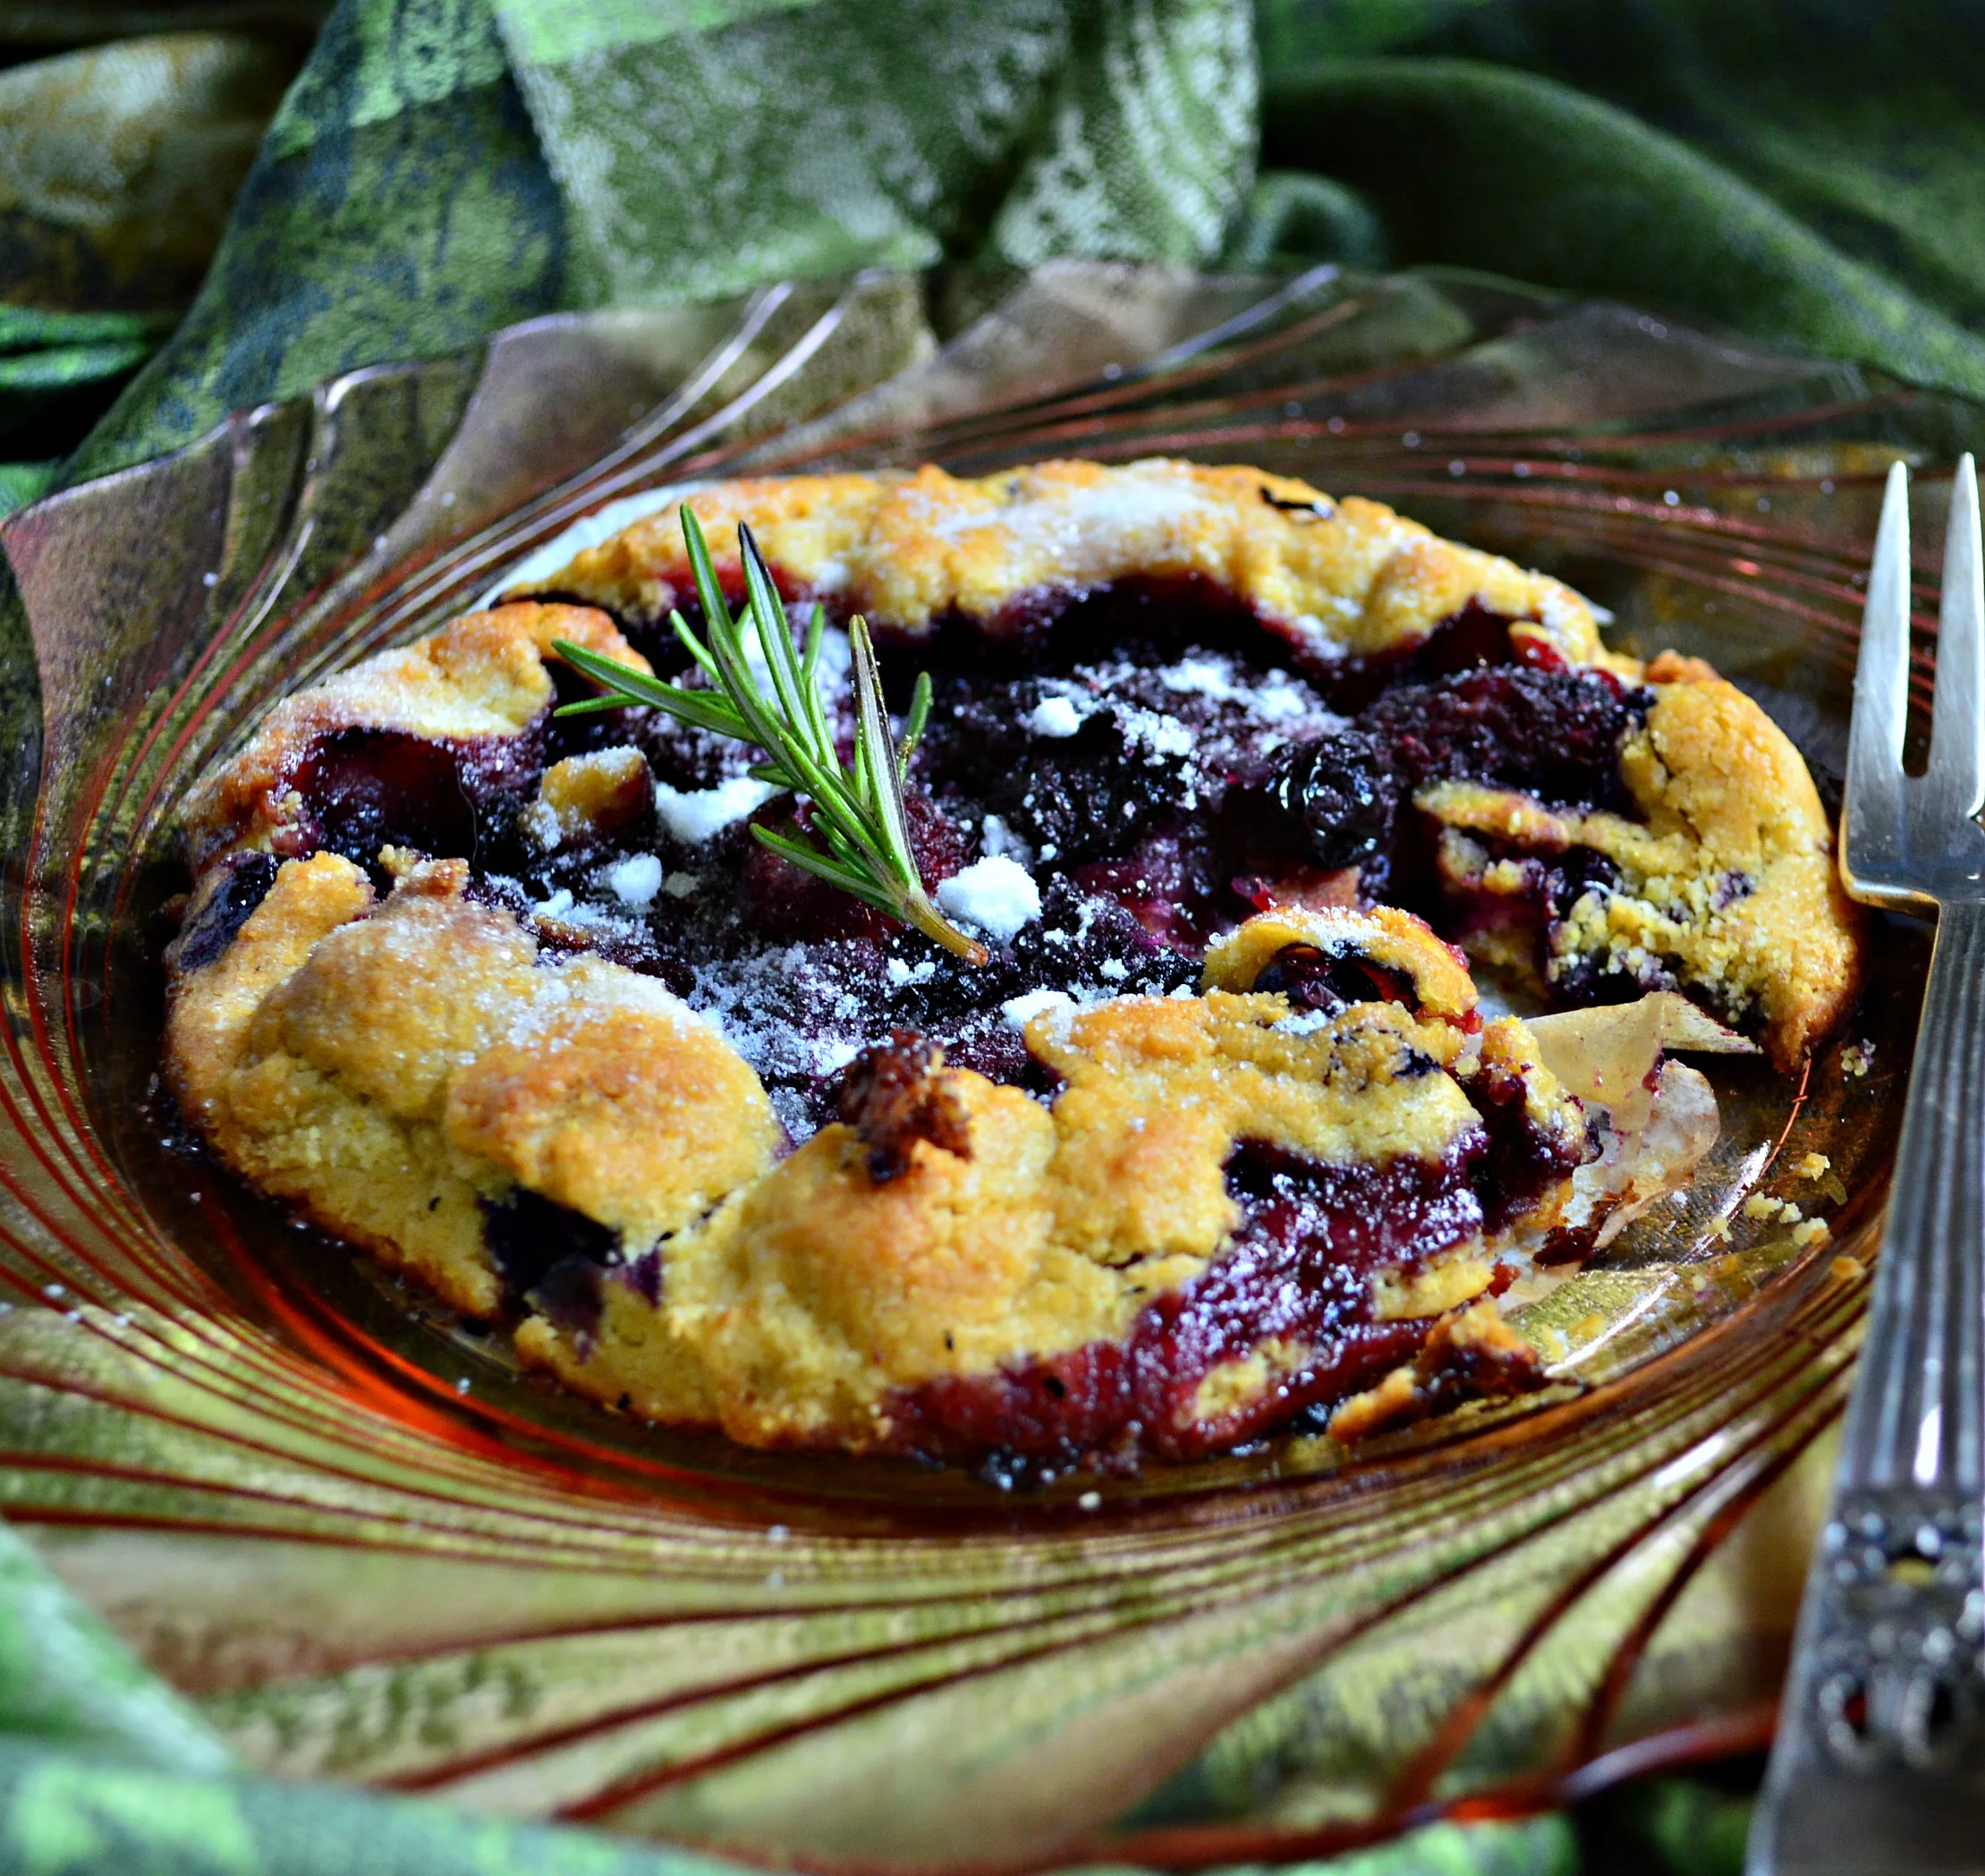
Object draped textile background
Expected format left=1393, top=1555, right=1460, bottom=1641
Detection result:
left=0, top=2, right=1962, bottom=1869
left=7, top=0, right=1985, bottom=510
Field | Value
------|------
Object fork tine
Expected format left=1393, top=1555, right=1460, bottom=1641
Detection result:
left=1844, top=461, right=1913, bottom=890
left=1925, top=454, right=1985, bottom=828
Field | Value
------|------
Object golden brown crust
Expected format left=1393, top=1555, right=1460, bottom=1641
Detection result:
left=523, top=1075, right=1088, bottom=1447
left=1327, top=1299, right=1542, bottom=1442
left=165, top=856, right=779, bottom=1318
left=1201, top=903, right=1478, bottom=1023
left=516, top=968, right=1538, bottom=1452
left=523, top=747, right=654, bottom=851
left=1618, top=668, right=1862, bottom=1065
left=1030, top=989, right=1480, bottom=1254
left=513, top=459, right=1620, bottom=672
left=445, top=959, right=778, bottom=1246
left=181, top=602, right=649, bottom=872
left=1421, top=668, right=1863, bottom=1069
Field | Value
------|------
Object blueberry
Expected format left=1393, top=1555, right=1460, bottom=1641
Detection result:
left=1261, top=732, right=1394, bottom=869
left=1251, top=942, right=1413, bottom=1014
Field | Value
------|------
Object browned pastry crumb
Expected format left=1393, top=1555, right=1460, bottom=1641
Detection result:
left=834, top=1033, right=975, bottom=1183
left=1327, top=1300, right=1546, bottom=1442
left=526, top=747, right=655, bottom=851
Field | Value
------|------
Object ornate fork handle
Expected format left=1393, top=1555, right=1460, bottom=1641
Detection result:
left=1753, top=460, right=1985, bottom=1872
left=1754, top=903, right=1985, bottom=1872
left=1818, top=896, right=1985, bottom=1727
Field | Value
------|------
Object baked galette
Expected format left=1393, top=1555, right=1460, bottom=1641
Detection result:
left=165, top=459, right=1862, bottom=1474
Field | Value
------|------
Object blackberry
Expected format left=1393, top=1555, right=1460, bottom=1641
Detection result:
left=481, top=1188, right=620, bottom=1303
left=1358, top=666, right=1645, bottom=812
left=171, top=853, right=279, bottom=976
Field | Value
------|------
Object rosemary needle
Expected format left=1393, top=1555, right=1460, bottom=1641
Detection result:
left=552, top=508, right=988, bottom=966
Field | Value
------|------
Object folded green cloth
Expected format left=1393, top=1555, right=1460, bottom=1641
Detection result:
left=1253, top=4, right=1985, bottom=399
left=2, top=0, right=1978, bottom=497
left=64, top=0, right=1260, bottom=480
left=0, top=1477, right=1597, bottom=1876
left=0, top=30, right=303, bottom=465
left=0, top=1731, right=1583, bottom=1876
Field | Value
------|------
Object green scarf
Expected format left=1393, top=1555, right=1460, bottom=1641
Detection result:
left=4, top=0, right=1982, bottom=505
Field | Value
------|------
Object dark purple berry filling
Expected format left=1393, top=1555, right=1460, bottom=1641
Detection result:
left=259, top=598, right=1642, bottom=1151
left=1250, top=941, right=1415, bottom=1016
left=1251, top=732, right=1395, bottom=870
left=882, top=1041, right=1587, bottom=1475
left=885, top=1142, right=1489, bottom=1478
left=171, top=851, right=280, bottom=975
left=1361, top=665, right=1647, bottom=813
left=266, top=612, right=1650, bottom=1133
left=482, top=1188, right=618, bottom=1301
left=275, top=725, right=548, bottom=890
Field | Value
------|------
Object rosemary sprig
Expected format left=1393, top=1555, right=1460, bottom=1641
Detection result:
left=551, top=509, right=988, bottom=965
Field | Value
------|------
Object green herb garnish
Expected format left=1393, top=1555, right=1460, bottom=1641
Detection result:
left=552, top=508, right=988, bottom=965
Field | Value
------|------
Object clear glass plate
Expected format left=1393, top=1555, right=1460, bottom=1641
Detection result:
left=0, top=263, right=1960, bottom=1866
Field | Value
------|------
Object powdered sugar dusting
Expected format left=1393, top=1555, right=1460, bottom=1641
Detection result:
left=937, top=857, right=1042, bottom=941
left=1002, top=988, right=1074, bottom=1028
left=1158, top=656, right=1311, bottom=722
left=502, top=951, right=698, bottom=1046
left=1019, top=650, right=1342, bottom=776
left=920, top=464, right=1211, bottom=563
left=685, top=944, right=891, bottom=1136
left=654, top=776, right=780, bottom=845
left=606, top=853, right=663, bottom=908
left=1025, top=694, right=1086, bottom=738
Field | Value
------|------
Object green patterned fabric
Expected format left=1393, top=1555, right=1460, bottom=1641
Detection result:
left=0, top=1733, right=749, bottom=1876
left=1250, top=1, right=1985, bottom=398
left=0, top=1522, right=226, bottom=1777
left=0, top=33, right=296, bottom=314
left=0, top=1473, right=1584, bottom=1875
left=0, top=0, right=1981, bottom=500
left=0, top=1729, right=1579, bottom=1876
left=65, top=0, right=1258, bottom=480
left=0, top=31, right=299, bottom=467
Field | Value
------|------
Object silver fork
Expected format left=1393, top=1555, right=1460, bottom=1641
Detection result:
left=1751, top=457, right=1985, bottom=1874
